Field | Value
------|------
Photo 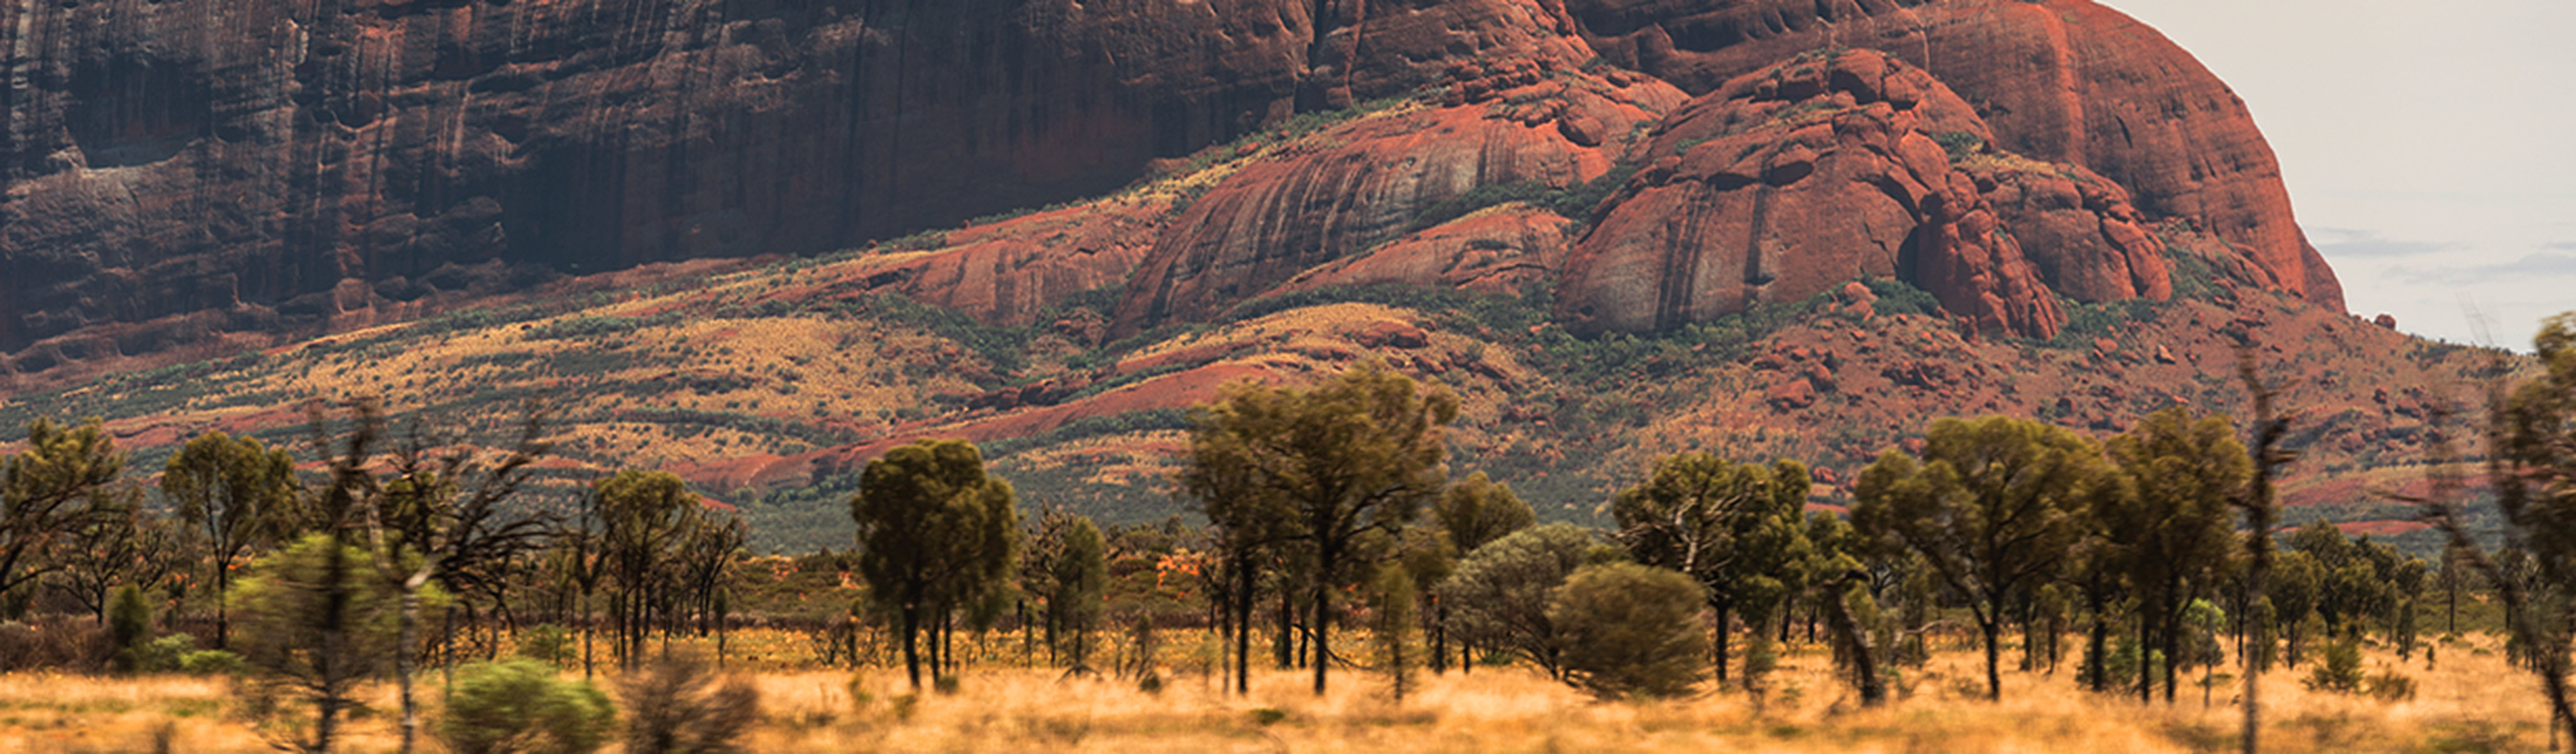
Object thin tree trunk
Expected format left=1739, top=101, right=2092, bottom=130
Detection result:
left=1311, top=581, right=1330, bottom=694
left=901, top=599, right=923, bottom=691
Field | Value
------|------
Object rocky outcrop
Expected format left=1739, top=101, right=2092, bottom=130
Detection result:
left=1969, top=160, right=2170, bottom=303
left=1270, top=204, right=1574, bottom=299
left=1111, top=64, right=1683, bottom=334
left=1557, top=50, right=2064, bottom=339
left=0, top=0, right=1605, bottom=375
left=1561, top=0, right=2341, bottom=310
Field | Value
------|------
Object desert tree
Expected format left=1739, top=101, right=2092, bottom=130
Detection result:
left=1433, top=523, right=1600, bottom=680
left=1371, top=562, right=1421, bottom=700
left=362, top=411, right=554, bottom=754
left=596, top=469, right=702, bottom=669
left=2101, top=408, right=2249, bottom=702
left=1045, top=515, right=1108, bottom=672
left=1609, top=453, right=1811, bottom=689
left=1180, top=363, right=1457, bottom=694
left=162, top=429, right=300, bottom=649
left=1177, top=442, right=1295, bottom=694
left=233, top=401, right=419, bottom=753
left=0, top=418, right=130, bottom=622
left=1801, top=511, right=1888, bottom=705
left=850, top=439, right=1020, bottom=691
left=1854, top=415, right=2104, bottom=701
left=1428, top=472, right=1529, bottom=673
left=48, top=486, right=190, bottom=623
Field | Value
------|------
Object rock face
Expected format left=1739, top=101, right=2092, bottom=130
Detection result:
left=1561, top=0, right=2341, bottom=310
left=1110, top=64, right=1683, bottom=335
left=1558, top=50, right=2074, bottom=339
left=0, top=0, right=2342, bottom=379
left=0, top=0, right=1602, bottom=374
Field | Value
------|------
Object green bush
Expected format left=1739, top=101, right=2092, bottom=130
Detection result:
left=1548, top=562, right=1709, bottom=700
left=108, top=585, right=152, bottom=674
left=178, top=649, right=247, bottom=676
left=440, top=659, right=617, bottom=754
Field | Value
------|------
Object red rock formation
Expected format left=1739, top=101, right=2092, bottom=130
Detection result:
left=1269, top=205, right=1574, bottom=298
left=1557, top=50, right=2064, bottom=339
left=1561, top=0, right=2342, bottom=310
left=1970, top=161, right=2171, bottom=303
left=1111, top=66, right=1683, bottom=334
left=0, top=0, right=1608, bottom=376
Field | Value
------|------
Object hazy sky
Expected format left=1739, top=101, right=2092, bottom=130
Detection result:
left=2099, top=0, right=2576, bottom=351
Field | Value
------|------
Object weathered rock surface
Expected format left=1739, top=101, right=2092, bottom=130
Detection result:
left=1111, top=65, right=1683, bottom=334
left=1270, top=204, right=1574, bottom=299
left=0, top=0, right=2345, bottom=383
left=1557, top=50, right=2066, bottom=339
left=0, top=0, right=1603, bottom=375
left=1561, top=0, right=2340, bottom=309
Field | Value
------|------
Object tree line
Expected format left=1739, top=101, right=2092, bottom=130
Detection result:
left=0, top=400, right=749, bottom=752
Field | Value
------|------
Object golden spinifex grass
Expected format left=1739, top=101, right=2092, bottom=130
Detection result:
left=0, top=633, right=2542, bottom=753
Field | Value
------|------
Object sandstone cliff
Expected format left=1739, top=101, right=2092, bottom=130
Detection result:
left=1561, top=0, right=2340, bottom=309
left=1, top=0, right=2337, bottom=381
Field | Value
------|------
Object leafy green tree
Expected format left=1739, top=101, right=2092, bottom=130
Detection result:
left=1802, top=511, right=1888, bottom=705
left=1426, top=471, right=1527, bottom=674
left=107, top=584, right=153, bottom=674
left=1372, top=564, right=1420, bottom=700
left=1434, top=472, right=1533, bottom=555
left=2102, top=408, right=2248, bottom=702
left=1433, top=523, right=1597, bottom=679
left=597, top=470, right=701, bottom=669
left=0, top=418, right=129, bottom=618
left=439, top=659, right=615, bottom=754
left=1854, top=415, right=2105, bottom=700
left=1047, top=516, right=1108, bottom=671
left=1180, top=364, right=1458, bottom=694
left=2268, top=550, right=2325, bottom=667
left=1609, top=453, right=1810, bottom=687
left=49, top=487, right=188, bottom=623
left=850, top=439, right=1020, bottom=691
left=1549, top=562, right=1709, bottom=700
left=234, top=534, right=448, bottom=753
left=163, top=430, right=299, bottom=649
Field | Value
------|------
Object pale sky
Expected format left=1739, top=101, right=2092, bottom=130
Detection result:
left=2100, top=0, right=2576, bottom=351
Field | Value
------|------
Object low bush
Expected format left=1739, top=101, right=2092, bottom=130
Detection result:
left=441, top=659, right=617, bottom=754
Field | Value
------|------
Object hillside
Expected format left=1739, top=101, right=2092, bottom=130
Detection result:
left=0, top=0, right=2524, bottom=555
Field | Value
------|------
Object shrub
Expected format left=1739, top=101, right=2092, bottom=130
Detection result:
left=516, top=625, right=576, bottom=668
left=441, top=659, right=617, bottom=754
left=108, top=584, right=153, bottom=674
left=2303, top=637, right=2365, bottom=693
left=1548, top=562, right=1709, bottom=700
left=178, top=649, right=247, bottom=676
left=134, top=634, right=198, bottom=673
left=617, top=653, right=759, bottom=754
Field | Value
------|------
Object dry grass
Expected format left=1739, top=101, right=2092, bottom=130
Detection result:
left=11, top=631, right=2526, bottom=753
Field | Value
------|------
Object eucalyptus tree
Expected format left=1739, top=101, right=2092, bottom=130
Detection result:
left=1181, top=363, right=1457, bottom=694
left=851, top=439, right=1021, bottom=691
left=2103, top=408, right=2249, bottom=702
left=1609, top=453, right=1811, bottom=687
left=0, top=419, right=129, bottom=623
left=1426, top=471, right=1529, bottom=674
left=1854, top=415, right=2105, bottom=701
left=1433, top=523, right=1599, bottom=680
left=163, top=430, right=300, bottom=648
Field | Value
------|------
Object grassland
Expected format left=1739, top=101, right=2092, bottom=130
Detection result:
left=0, top=629, right=2541, bottom=753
